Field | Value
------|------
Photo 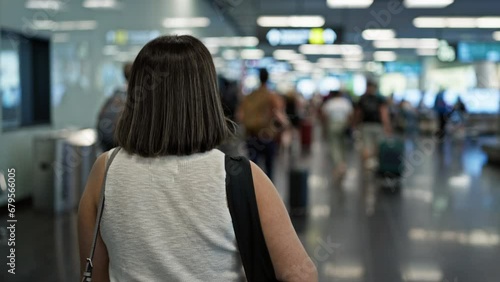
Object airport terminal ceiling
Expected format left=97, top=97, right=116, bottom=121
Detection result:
left=225, top=0, right=500, bottom=42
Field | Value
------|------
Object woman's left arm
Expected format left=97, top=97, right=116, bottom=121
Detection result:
left=78, top=153, right=110, bottom=282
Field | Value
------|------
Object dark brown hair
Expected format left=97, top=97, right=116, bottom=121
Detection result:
left=115, top=35, right=229, bottom=157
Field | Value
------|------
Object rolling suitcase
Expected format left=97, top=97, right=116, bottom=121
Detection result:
left=300, top=120, right=313, bottom=151
left=289, top=167, right=309, bottom=216
left=377, top=138, right=404, bottom=191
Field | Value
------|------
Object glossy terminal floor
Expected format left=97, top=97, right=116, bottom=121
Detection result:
left=1, top=129, right=500, bottom=282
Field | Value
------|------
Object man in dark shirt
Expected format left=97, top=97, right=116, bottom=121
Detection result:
left=97, top=62, right=132, bottom=151
left=355, top=81, right=392, bottom=166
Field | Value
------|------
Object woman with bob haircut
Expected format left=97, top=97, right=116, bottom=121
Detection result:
left=78, top=35, right=317, bottom=282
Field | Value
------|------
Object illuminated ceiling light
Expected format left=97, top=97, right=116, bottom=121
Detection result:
left=418, top=38, right=440, bottom=48
left=202, top=37, right=258, bottom=47
left=257, top=16, right=325, bottom=27
left=291, top=59, right=312, bottom=66
left=169, top=29, right=193, bottom=35
left=362, top=29, right=396, bottom=40
left=274, top=53, right=306, bottom=61
left=83, top=0, right=120, bottom=9
left=32, top=20, right=57, bottom=30
left=404, top=0, right=454, bottom=8
left=202, top=38, right=221, bottom=48
left=294, top=64, right=314, bottom=72
left=494, top=31, right=500, bottom=41
left=373, top=40, right=400, bottom=49
left=32, top=20, right=98, bottom=31
left=317, top=58, right=343, bottom=64
left=163, top=17, right=210, bottom=28
left=257, top=16, right=288, bottom=27
left=417, top=49, right=437, bottom=56
left=289, top=16, right=325, bottom=27
left=477, top=17, right=500, bottom=28
left=343, top=61, right=364, bottom=69
left=240, top=49, right=265, bottom=60
left=222, top=49, right=239, bottom=60
left=343, top=55, right=364, bottom=62
left=327, top=0, right=373, bottom=8
left=299, top=44, right=328, bottom=54
left=299, top=44, right=362, bottom=55
left=222, top=36, right=259, bottom=47
left=26, top=0, right=64, bottom=10
left=273, top=50, right=296, bottom=57
left=446, top=17, right=477, bottom=28
left=374, top=38, right=439, bottom=49
left=403, top=266, right=443, bottom=282
left=413, top=17, right=447, bottom=28
left=56, top=21, right=98, bottom=31
left=207, top=46, right=219, bottom=55
left=396, top=39, right=419, bottom=48
left=240, top=36, right=259, bottom=47
left=374, top=51, right=397, bottom=62
left=414, top=16, right=500, bottom=29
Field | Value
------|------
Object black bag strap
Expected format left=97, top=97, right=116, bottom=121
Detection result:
left=82, top=147, right=121, bottom=282
left=225, top=156, right=278, bottom=282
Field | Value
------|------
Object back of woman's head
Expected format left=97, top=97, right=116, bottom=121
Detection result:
left=115, top=35, right=228, bottom=157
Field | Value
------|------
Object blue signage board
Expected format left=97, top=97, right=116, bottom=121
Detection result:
left=257, top=27, right=343, bottom=46
left=458, top=42, right=500, bottom=62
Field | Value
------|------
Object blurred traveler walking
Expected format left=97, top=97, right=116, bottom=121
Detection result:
left=282, top=90, right=302, bottom=151
left=239, top=68, right=288, bottom=180
left=400, top=99, right=419, bottom=139
left=434, top=90, right=449, bottom=139
left=96, top=62, right=132, bottom=151
left=218, top=76, right=241, bottom=156
left=355, top=81, right=392, bottom=168
left=79, top=36, right=316, bottom=282
left=454, top=97, right=468, bottom=123
left=322, top=90, right=353, bottom=176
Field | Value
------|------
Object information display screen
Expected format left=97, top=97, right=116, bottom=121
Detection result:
left=458, top=42, right=500, bottom=62
left=258, top=27, right=343, bottom=46
left=0, top=34, right=22, bottom=128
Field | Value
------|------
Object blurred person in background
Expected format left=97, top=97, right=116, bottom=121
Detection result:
left=355, top=81, right=392, bottom=168
left=285, top=90, right=301, bottom=131
left=96, top=62, right=133, bottom=151
left=400, top=99, right=419, bottom=140
left=79, top=36, right=315, bottom=282
left=322, top=90, right=354, bottom=176
left=454, top=97, right=468, bottom=122
left=238, top=68, right=288, bottom=179
left=451, top=96, right=468, bottom=138
left=434, top=89, right=449, bottom=139
left=387, top=94, right=399, bottom=129
left=218, top=76, right=241, bottom=156
left=282, top=90, right=302, bottom=151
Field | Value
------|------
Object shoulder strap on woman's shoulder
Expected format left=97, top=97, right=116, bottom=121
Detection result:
left=225, top=155, right=278, bottom=282
left=82, top=147, right=121, bottom=282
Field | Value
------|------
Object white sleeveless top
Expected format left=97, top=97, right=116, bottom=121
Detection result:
left=100, top=149, right=245, bottom=282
